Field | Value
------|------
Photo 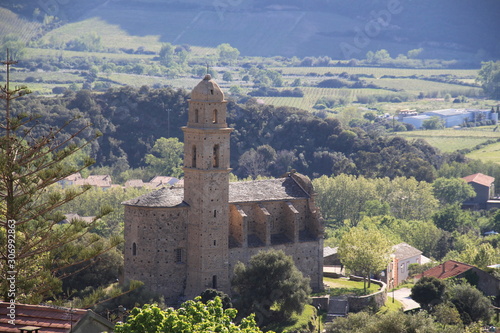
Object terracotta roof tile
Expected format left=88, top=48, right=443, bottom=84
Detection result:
left=0, top=302, right=87, bottom=333
left=462, top=173, right=495, bottom=187
left=416, top=260, right=474, bottom=280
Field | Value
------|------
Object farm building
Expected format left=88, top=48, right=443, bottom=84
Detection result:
left=398, top=108, right=498, bottom=129
left=462, top=173, right=500, bottom=210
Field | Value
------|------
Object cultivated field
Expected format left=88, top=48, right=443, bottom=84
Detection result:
left=275, top=66, right=479, bottom=78
left=394, top=128, right=500, bottom=153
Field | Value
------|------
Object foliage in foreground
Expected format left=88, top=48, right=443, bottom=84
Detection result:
left=114, top=297, right=269, bottom=333
left=0, top=59, right=118, bottom=302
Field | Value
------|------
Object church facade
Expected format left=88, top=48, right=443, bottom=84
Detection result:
left=123, top=75, right=324, bottom=304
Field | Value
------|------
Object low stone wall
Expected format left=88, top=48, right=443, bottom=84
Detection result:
left=347, top=276, right=387, bottom=313
left=311, top=296, right=329, bottom=311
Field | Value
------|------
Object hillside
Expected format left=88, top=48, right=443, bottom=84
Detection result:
left=2, top=0, right=500, bottom=59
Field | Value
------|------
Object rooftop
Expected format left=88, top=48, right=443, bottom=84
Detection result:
left=122, top=186, right=187, bottom=208
left=0, top=302, right=86, bottom=333
left=122, top=175, right=310, bottom=208
left=323, top=246, right=338, bottom=257
left=190, top=74, right=224, bottom=102
left=229, top=176, right=310, bottom=203
left=416, top=260, right=475, bottom=280
left=462, top=173, right=495, bottom=187
left=425, top=108, right=470, bottom=116
left=392, top=242, right=422, bottom=260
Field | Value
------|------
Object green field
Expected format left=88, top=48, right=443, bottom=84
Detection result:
left=275, top=66, right=479, bottom=78
left=258, top=87, right=396, bottom=111
left=466, top=141, right=500, bottom=164
left=323, top=277, right=380, bottom=296
left=364, top=78, right=482, bottom=96
left=394, top=128, right=500, bottom=153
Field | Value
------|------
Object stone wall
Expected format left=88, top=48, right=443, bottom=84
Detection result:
left=123, top=205, right=188, bottom=304
left=229, top=240, right=323, bottom=292
left=346, top=276, right=387, bottom=312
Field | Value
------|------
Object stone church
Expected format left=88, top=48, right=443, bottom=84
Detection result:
left=123, top=75, right=324, bottom=304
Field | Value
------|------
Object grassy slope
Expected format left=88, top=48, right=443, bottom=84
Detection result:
left=466, top=141, right=500, bottom=164
left=394, top=128, right=500, bottom=153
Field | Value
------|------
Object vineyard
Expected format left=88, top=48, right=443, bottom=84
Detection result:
left=276, top=66, right=479, bottom=78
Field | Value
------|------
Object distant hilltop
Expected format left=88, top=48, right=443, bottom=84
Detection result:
left=1, top=0, right=500, bottom=59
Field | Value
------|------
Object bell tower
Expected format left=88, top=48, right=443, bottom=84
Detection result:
left=182, top=74, right=233, bottom=298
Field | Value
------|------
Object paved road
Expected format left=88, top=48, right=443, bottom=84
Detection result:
left=391, top=288, right=420, bottom=311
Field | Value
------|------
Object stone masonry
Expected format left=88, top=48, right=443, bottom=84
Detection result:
left=123, top=75, right=324, bottom=304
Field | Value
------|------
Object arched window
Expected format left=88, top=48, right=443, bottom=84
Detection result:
left=212, top=275, right=217, bottom=289
left=212, top=109, right=218, bottom=124
left=213, top=145, right=220, bottom=168
left=132, top=242, right=137, bottom=256
left=194, top=109, right=199, bottom=123
left=192, top=146, right=197, bottom=168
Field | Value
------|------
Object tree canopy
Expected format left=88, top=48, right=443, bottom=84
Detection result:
left=477, top=60, right=500, bottom=100
left=337, top=226, right=392, bottom=291
left=145, top=137, right=184, bottom=178
left=231, top=249, right=311, bottom=326
left=410, top=276, right=446, bottom=311
left=0, top=57, right=116, bottom=302
left=432, top=177, right=476, bottom=205
left=115, top=297, right=268, bottom=333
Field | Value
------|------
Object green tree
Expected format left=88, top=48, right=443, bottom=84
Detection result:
left=199, top=288, right=233, bottom=309
left=432, top=204, right=473, bottom=232
left=447, top=281, right=493, bottom=325
left=312, top=174, right=376, bottom=225
left=115, top=297, right=268, bottom=333
left=222, top=71, right=233, bottom=82
left=0, top=35, right=26, bottom=60
left=231, top=249, right=311, bottom=326
left=217, top=43, right=240, bottom=64
left=373, top=49, right=391, bottom=63
left=433, top=303, right=463, bottom=328
left=410, top=276, right=446, bottom=310
left=432, top=177, right=476, bottom=205
left=422, top=116, right=445, bottom=130
left=326, top=310, right=446, bottom=333
left=407, top=48, right=424, bottom=59
left=0, top=56, right=115, bottom=302
left=337, top=226, right=392, bottom=292
left=159, top=43, right=175, bottom=66
left=375, top=176, right=439, bottom=221
left=145, top=137, right=184, bottom=178
left=476, top=60, right=500, bottom=99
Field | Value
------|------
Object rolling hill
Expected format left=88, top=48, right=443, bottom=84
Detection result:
left=1, top=0, right=499, bottom=59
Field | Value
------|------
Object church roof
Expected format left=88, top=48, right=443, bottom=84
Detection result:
left=122, top=176, right=310, bottom=208
left=229, top=177, right=310, bottom=203
left=122, top=186, right=187, bottom=208
left=190, top=74, right=224, bottom=102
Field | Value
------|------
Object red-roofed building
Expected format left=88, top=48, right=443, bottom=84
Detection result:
left=462, top=173, right=496, bottom=209
left=0, top=302, right=113, bottom=333
left=416, top=260, right=500, bottom=305
left=417, top=260, right=474, bottom=280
